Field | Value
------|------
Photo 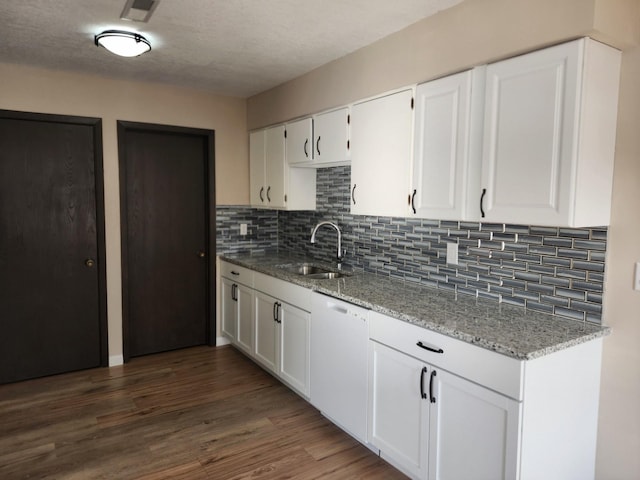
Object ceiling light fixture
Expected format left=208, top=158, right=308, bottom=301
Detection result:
left=94, top=30, right=151, bottom=57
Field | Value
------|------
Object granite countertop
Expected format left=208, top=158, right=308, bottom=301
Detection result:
left=219, top=252, right=610, bottom=361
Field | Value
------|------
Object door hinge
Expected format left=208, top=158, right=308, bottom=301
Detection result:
left=347, top=114, right=350, bottom=125
left=347, top=140, right=350, bottom=150
left=284, top=130, right=287, bottom=138
left=284, top=194, right=288, bottom=203
left=411, top=97, right=414, bottom=109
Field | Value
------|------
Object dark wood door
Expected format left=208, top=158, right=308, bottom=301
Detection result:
left=0, top=111, right=106, bottom=384
left=119, top=122, right=214, bottom=358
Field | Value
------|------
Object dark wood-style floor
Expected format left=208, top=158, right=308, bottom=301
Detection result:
left=0, top=345, right=406, bottom=479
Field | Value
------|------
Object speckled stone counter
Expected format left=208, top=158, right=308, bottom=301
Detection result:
left=219, top=252, right=610, bottom=360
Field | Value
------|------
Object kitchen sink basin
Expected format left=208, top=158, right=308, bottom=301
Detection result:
left=277, top=263, right=350, bottom=279
left=289, top=265, right=331, bottom=275
left=305, top=271, right=347, bottom=279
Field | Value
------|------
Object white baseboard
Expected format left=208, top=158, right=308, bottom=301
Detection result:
left=216, top=336, right=231, bottom=346
left=108, top=354, right=124, bottom=367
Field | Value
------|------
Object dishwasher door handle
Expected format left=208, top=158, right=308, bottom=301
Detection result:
left=327, top=303, right=349, bottom=315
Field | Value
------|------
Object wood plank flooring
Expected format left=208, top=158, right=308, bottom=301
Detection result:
left=0, top=345, right=407, bottom=479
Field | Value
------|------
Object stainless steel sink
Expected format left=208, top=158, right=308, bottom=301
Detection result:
left=305, top=271, right=347, bottom=279
left=278, top=263, right=350, bottom=279
left=288, top=264, right=332, bottom=275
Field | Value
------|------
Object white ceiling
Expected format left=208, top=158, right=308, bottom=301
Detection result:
left=0, top=0, right=464, bottom=98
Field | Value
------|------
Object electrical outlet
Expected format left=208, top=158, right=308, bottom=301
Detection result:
left=446, top=242, right=459, bottom=265
left=240, top=223, right=247, bottom=236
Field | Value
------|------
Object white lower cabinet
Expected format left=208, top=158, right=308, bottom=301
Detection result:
left=254, top=290, right=278, bottom=372
left=369, top=341, right=430, bottom=479
left=278, top=301, right=310, bottom=396
left=221, top=277, right=237, bottom=342
left=251, top=273, right=311, bottom=398
left=234, top=284, right=254, bottom=355
left=368, top=341, right=520, bottom=480
left=254, top=291, right=310, bottom=397
left=220, top=262, right=255, bottom=353
left=369, top=310, right=603, bottom=480
left=428, top=368, right=520, bottom=480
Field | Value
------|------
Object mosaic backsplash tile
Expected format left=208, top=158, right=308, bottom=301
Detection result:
left=218, top=165, right=607, bottom=324
left=216, top=206, right=278, bottom=255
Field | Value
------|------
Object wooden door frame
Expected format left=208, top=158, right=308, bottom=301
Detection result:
left=0, top=109, right=109, bottom=368
left=117, top=121, right=216, bottom=362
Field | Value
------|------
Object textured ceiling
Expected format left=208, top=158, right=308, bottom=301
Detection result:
left=0, top=0, right=464, bottom=97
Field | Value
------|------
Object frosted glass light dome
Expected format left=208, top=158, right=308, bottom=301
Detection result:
left=95, top=30, right=151, bottom=57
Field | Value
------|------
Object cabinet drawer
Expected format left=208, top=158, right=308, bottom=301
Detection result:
left=369, top=311, right=524, bottom=400
left=254, top=271, right=311, bottom=312
left=219, top=260, right=255, bottom=287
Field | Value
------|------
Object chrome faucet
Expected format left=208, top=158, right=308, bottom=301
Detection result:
left=310, top=221, right=344, bottom=263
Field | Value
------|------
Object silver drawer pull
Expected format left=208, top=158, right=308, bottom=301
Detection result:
left=416, top=341, right=444, bottom=354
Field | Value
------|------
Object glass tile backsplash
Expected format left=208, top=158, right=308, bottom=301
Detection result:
left=217, top=166, right=606, bottom=324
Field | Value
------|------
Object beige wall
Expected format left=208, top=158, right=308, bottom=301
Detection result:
left=247, top=0, right=608, bottom=129
left=596, top=43, right=640, bottom=479
left=247, top=0, right=640, bottom=477
left=0, top=64, right=248, bottom=362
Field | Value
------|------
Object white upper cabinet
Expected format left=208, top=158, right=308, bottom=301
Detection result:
left=313, top=107, right=350, bottom=166
left=411, top=69, right=483, bottom=220
left=350, top=89, right=414, bottom=217
left=480, top=38, right=621, bottom=227
left=249, top=130, right=266, bottom=206
left=249, top=125, right=316, bottom=210
left=250, top=127, right=284, bottom=207
left=265, top=125, right=287, bottom=208
left=285, top=117, right=313, bottom=165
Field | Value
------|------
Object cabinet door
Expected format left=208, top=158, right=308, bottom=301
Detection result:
left=265, top=125, right=286, bottom=208
left=286, top=118, right=313, bottom=165
left=480, top=41, right=580, bottom=225
left=221, top=278, right=237, bottom=341
left=314, top=107, right=350, bottom=165
left=428, top=368, right=521, bottom=480
left=412, top=70, right=478, bottom=220
left=351, top=89, right=413, bottom=217
left=369, top=341, right=430, bottom=480
left=254, top=291, right=278, bottom=373
left=278, top=301, right=310, bottom=397
left=249, top=130, right=266, bottom=207
left=235, top=283, right=254, bottom=356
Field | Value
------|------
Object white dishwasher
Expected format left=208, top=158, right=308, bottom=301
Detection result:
left=310, top=292, right=370, bottom=445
